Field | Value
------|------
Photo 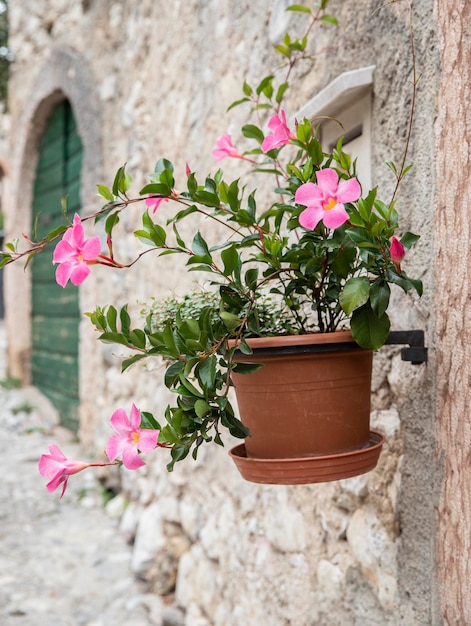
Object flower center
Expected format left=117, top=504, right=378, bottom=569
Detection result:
left=323, top=197, right=337, bottom=211
left=130, top=431, right=140, bottom=445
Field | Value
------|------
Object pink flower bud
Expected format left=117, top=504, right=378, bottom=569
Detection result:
left=390, top=236, right=405, bottom=273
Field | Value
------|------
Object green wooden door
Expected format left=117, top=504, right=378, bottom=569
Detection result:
left=31, top=101, right=82, bottom=431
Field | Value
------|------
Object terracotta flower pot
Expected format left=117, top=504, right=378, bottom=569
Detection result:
left=228, top=331, right=385, bottom=484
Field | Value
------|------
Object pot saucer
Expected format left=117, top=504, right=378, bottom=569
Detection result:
left=229, top=430, right=385, bottom=485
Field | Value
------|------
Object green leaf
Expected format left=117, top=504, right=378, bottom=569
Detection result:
left=140, top=183, right=172, bottom=196
left=238, top=339, right=253, bottom=355
left=171, top=205, right=198, bottom=226
left=186, top=262, right=214, bottom=272
left=183, top=357, right=200, bottom=377
left=275, top=44, right=291, bottom=59
left=388, top=272, right=423, bottom=297
left=227, top=97, right=251, bottom=112
left=331, top=246, right=356, bottom=279
left=232, top=362, right=264, bottom=375
left=357, top=188, right=377, bottom=221
left=98, top=332, right=130, bottom=346
left=165, top=361, right=185, bottom=388
left=296, top=118, right=312, bottom=143
left=197, top=355, right=217, bottom=390
left=169, top=445, right=190, bottom=465
left=400, top=231, right=420, bottom=250
left=256, top=75, right=274, bottom=96
left=122, top=353, right=148, bottom=372
left=220, top=311, right=241, bottom=331
left=321, top=14, right=339, bottom=26
left=97, top=184, right=115, bottom=202
left=286, top=4, right=312, bottom=13
left=401, top=163, right=414, bottom=177
left=133, top=229, right=154, bottom=245
left=159, top=168, right=175, bottom=188
left=180, top=318, right=200, bottom=339
left=0, top=253, right=12, bottom=267
left=129, top=329, right=146, bottom=349
left=351, top=303, right=391, bottom=350
left=339, top=277, right=370, bottom=315
left=369, top=280, right=390, bottom=318
left=242, top=124, right=265, bottom=144
left=112, top=164, right=131, bottom=196
left=162, top=323, right=180, bottom=358
left=153, top=157, right=174, bottom=175
left=247, top=192, right=257, bottom=221
left=407, top=276, right=423, bottom=296
left=374, top=199, right=392, bottom=222
left=172, top=222, right=187, bottom=249
left=186, top=172, right=197, bottom=195
left=276, top=82, right=289, bottom=104
left=193, top=190, right=221, bottom=208
left=243, top=81, right=253, bottom=96
left=194, top=399, right=211, bottom=418
left=178, top=372, right=205, bottom=398
left=192, top=232, right=211, bottom=257
left=221, top=245, right=239, bottom=276
left=135, top=222, right=167, bottom=247
left=143, top=211, right=167, bottom=246
left=222, top=412, right=250, bottom=439
left=227, top=179, right=241, bottom=212
left=346, top=228, right=381, bottom=249
left=120, top=306, right=131, bottom=335
left=105, top=211, right=120, bottom=235
left=245, top=267, right=259, bottom=291
left=106, top=306, right=118, bottom=332
left=307, top=137, right=324, bottom=165
left=5, top=239, right=19, bottom=252
left=140, top=411, right=161, bottom=430
left=112, top=166, right=125, bottom=196
left=301, top=158, right=313, bottom=181
left=149, top=159, right=175, bottom=188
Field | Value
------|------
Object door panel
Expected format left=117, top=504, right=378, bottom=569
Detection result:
left=31, top=101, right=82, bottom=431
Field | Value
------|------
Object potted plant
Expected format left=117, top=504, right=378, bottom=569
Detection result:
left=3, top=1, right=422, bottom=489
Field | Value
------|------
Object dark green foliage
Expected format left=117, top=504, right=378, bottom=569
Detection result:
left=3, top=0, right=423, bottom=468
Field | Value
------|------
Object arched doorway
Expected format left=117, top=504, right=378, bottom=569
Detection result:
left=31, top=100, right=82, bottom=431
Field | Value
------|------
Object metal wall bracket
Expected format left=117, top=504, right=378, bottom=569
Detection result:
left=385, top=330, right=428, bottom=364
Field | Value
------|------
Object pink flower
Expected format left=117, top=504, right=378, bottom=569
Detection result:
left=390, top=236, right=405, bottom=273
left=106, top=404, right=159, bottom=470
left=295, top=168, right=362, bottom=230
left=52, top=213, right=101, bottom=287
left=212, top=134, right=244, bottom=160
left=145, top=195, right=169, bottom=213
left=261, top=110, right=295, bottom=153
left=38, top=444, right=93, bottom=498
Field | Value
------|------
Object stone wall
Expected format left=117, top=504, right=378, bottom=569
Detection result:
left=5, top=1, right=439, bottom=625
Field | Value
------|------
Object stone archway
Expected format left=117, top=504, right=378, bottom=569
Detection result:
left=4, top=47, right=103, bottom=428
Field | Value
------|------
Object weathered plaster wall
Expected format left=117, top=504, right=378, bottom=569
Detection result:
left=434, top=0, right=471, bottom=622
left=5, top=1, right=440, bottom=625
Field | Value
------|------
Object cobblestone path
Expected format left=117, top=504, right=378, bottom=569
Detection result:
left=0, top=323, right=166, bottom=626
